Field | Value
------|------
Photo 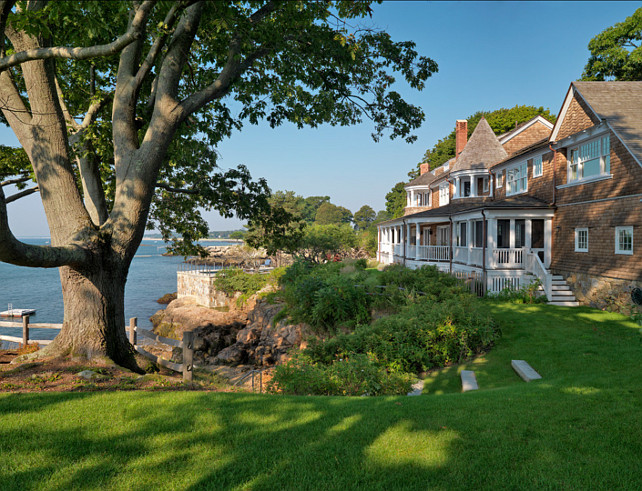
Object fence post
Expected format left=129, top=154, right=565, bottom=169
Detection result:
left=129, top=317, right=137, bottom=346
left=22, top=315, right=29, bottom=346
left=182, top=330, right=194, bottom=382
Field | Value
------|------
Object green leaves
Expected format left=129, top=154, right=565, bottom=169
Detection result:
left=581, top=7, right=642, bottom=81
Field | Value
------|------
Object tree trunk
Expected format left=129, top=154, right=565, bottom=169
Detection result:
left=44, top=257, right=140, bottom=371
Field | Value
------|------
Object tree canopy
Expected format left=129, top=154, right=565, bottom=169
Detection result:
left=0, top=0, right=437, bottom=367
left=315, top=202, right=353, bottom=225
left=353, top=204, right=376, bottom=230
left=581, top=7, right=642, bottom=81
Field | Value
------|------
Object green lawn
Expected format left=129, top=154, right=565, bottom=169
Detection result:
left=1, top=303, right=641, bottom=490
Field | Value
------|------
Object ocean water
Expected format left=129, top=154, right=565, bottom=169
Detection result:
left=0, top=238, right=235, bottom=345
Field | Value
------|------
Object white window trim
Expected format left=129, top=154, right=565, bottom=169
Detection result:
left=574, top=227, right=588, bottom=253
left=506, top=161, right=528, bottom=196
left=482, top=176, right=489, bottom=193
left=567, top=134, right=611, bottom=185
left=615, top=226, right=633, bottom=255
left=439, top=182, right=449, bottom=206
left=533, top=155, right=543, bottom=178
left=496, top=171, right=503, bottom=188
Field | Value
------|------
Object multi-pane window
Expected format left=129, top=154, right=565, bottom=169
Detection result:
left=439, top=182, right=449, bottom=206
left=575, top=228, right=588, bottom=252
left=456, top=222, right=467, bottom=247
left=533, top=156, right=543, bottom=177
left=615, top=226, right=633, bottom=255
left=568, top=135, right=610, bottom=182
left=496, top=171, right=503, bottom=188
left=506, top=162, right=527, bottom=195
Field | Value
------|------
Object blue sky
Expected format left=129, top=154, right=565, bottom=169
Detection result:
left=5, top=1, right=639, bottom=237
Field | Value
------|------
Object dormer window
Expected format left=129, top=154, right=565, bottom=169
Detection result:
left=439, top=182, right=449, bottom=206
left=568, top=135, right=610, bottom=183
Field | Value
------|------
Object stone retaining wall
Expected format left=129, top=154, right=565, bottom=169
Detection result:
left=177, top=271, right=227, bottom=308
left=557, top=270, right=642, bottom=316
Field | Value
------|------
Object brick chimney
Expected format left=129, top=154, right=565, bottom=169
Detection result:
left=455, top=119, right=467, bottom=159
left=419, top=163, right=429, bottom=175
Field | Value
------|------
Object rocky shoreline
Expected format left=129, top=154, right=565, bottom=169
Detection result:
left=151, top=287, right=309, bottom=369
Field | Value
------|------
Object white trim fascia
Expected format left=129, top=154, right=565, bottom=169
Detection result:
left=499, top=115, right=555, bottom=144
left=449, top=168, right=489, bottom=178
left=405, top=184, right=432, bottom=192
left=604, top=120, right=642, bottom=169
left=450, top=211, right=484, bottom=221
left=550, top=84, right=576, bottom=142
left=556, top=173, right=613, bottom=189
left=550, top=123, right=609, bottom=150
left=484, top=209, right=555, bottom=219
left=406, top=216, right=450, bottom=224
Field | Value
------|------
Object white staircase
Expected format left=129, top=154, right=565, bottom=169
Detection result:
left=548, top=275, right=579, bottom=306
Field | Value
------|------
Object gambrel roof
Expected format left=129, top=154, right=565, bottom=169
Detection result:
left=450, top=117, right=507, bottom=173
left=552, top=81, right=642, bottom=166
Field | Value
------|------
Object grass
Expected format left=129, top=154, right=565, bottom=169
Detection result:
left=1, top=303, right=641, bottom=489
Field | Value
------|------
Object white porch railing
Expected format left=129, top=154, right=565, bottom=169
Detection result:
left=526, top=251, right=552, bottom=299
left=493, top=248, right=524, bottom=268
left=394, top=244, right=404, bottom=257
left=416, top=245, right=450, bottom=261
left=407, top=244, right=417, bottom=259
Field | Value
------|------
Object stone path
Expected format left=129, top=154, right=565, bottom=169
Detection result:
left=511, top=360, right=542, bottom=382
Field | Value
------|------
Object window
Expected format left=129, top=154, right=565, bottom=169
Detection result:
left=506, top=162, right=527, bottom=195
left=575, top=228, right=588, bottom=252
left=439, top=182, right=449, bottom=206
left=474, top=221, right=484, bottom=248
left=497, top=219, right=510, bottom=248
left=515, top=220, right=525, bottom=248
left=568, top=135, right=610, bottom=183
left=496, top=171, right=503, bottom=188
left=533, top=156, right=543, bottom=177
left=462, top=180, right=471, bottom=197
left=456, top=222, right=467, bottom=247
left=482, top=177, right=489, bottom=193
left=615, top=226, right=633, bottom=255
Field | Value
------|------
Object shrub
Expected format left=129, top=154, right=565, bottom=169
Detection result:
left=214, top=267, right=285, bottom=297
left=306, top=295, right=500, bottom=373
left=267, top=353, right=414, bottom=396
left=488, top=278, right=546, bottom=304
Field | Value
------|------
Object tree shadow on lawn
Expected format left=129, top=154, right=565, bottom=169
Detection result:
left=1, top=382, right=642, bottom=490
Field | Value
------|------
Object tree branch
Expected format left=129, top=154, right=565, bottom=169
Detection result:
left=156, top=182, right=198, bottom=195
left=5, top=184, right=38, bottom=203
left=0, top=184, right=89, bottom=268
left=1, top=175, right=30, bottom=187
left=0, top=1, right=157, bottom=72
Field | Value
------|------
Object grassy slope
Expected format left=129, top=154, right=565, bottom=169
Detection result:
left=1, top=303, right=641, bottom=490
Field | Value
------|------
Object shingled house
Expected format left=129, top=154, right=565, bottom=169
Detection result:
left=378, top=82, right=642, bottom=310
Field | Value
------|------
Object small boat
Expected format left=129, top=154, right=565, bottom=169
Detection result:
left=0, top=308, right=36, bottom=317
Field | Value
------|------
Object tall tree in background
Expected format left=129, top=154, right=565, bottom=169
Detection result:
left=385, top=182, right=407, bottom=219
left=581, top=7, right=642, bottom=81
left=353, top=205, right=376, bottom=230
left=0, top=1, right=437, bottom=368
left=315, top=202, right=353, bottom=225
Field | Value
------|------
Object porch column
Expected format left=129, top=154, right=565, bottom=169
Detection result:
left=415, top=222, right=421, bottom=252
left=509, top=219, right=516, bottom=248
left=410, top=189, right=415, bottom=207
left=487, top=218, right=497, bottom=268
left=471, top=177, right=477, bottom=197
left=525, top=220, right=532, bottom=250
left=455, top=177, right=460, bottom=198
left=544, top=219, right=552, bottom=268
left=406, top=222, right=412, bottom=249
left=467, top=219, right=474, bottom=265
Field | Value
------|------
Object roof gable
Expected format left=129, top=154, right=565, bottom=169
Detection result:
left=552, top=82, right=642, bottom=167
left=450, top=117, right=508, bottom=173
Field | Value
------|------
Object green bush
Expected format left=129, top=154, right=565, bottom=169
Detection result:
left=267, top=353, right=414, bottom=396
left=306, top=295, right=500, bottom=373
left=214, top=267, right=285, bottom=297
left=488, top=278, right=546, bottom=304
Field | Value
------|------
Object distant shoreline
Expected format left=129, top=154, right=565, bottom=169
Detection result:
left=142, top=238, right=243, bottom=243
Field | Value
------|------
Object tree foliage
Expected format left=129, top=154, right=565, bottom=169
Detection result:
left=581, top=7, right=642, bottom=81
left=0, top=1, right=437, bottom=366
left=315, top=202, right=353, bottom=225
left=353, top=205, right=376, bottom=230
left=385, top=182, right=407, bottom=219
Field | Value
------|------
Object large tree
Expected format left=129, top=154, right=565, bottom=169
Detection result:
left=581, top=7, right=642, bottom=81
left=0, top=1, right=436, bottom=368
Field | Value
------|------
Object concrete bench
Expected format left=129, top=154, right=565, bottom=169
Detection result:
left=511, top=360, right=542, bottom=382
left=460, top=370, right=478, bottom=392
